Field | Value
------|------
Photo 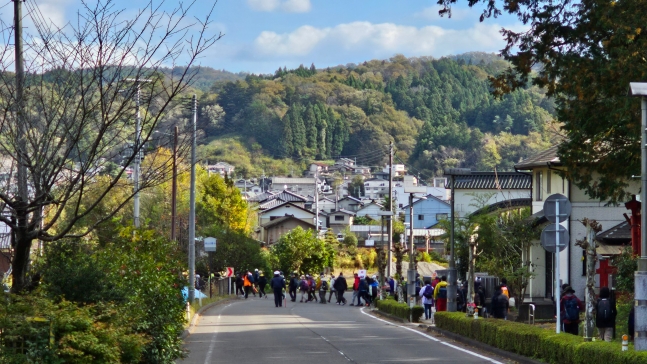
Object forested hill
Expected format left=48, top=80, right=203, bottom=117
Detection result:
left=198, top=54, right=558, bottom=178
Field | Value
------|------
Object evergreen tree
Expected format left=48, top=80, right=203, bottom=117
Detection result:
left=280, top=113, right=294, bottom=157
left=304, top=103, right=317, bottom=149
left=290, top=104, right=307, bottom=156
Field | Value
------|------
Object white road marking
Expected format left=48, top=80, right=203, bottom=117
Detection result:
left=203, top=304, right=231, bottom=364
left=360, top=308, right=504, bottom=364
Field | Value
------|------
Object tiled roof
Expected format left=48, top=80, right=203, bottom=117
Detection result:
left=263, top=190, right=307, bottom=203
left=446, top=172, right=531, bottom=190
left=261, top=215, right=315, bottom=229
left=261, top=202, right=315, bottom=216
left=258, top=199, right=285, bottom=210
left=515, top=145, right=561, bottom=169
left=597, top=221, right=631, bottom=243
left=330, top=209, right=356, bottom=216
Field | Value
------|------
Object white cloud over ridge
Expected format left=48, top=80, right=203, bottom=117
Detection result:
left=250, top=21, right=517, bottom=62
left=247, top=0, right=312, bottom=13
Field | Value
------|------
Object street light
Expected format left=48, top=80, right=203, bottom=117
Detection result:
left=404, top=186, right=427, bottom=309
left=629, top=83, right=647, bottom=350
left=443, top=168, right=472, bottom=312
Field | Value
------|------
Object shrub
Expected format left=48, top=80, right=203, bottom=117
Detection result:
left=435, top=312, right=647, bottom=364
left=376, top=298, right=424, bottom=322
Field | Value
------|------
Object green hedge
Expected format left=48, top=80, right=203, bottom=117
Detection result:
left=376, top=298, right=424, bottom=322
left=435, top=312, right=647, bottom=364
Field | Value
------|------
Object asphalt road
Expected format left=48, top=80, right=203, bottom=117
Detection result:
left=180, top=293, right=514, bottom=364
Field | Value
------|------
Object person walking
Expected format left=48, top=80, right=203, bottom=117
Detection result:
left=257, top=271, right=268, bottom=299
left=433, top=275, right=448, bottom=312
left=253, top=269, right=260, bottom=291
left=308, top=275, right=318, bottom=302
left=491, top=286, right=509, bottom=319
left=596, top=287, right=616, bottom=342
left=243, top=271, right=253, bottom=299
left=388, top=276, right=395, bottom=296
left=318, top=274, right=328, bottom=304
left=475, top=283, right=486, bottom=317
left=235, top=273, right=244, bottom=297
left=421, top=280, right=434, bottom=321
left=560, top=286, right=584, bottom=335
left=299, top=275, right=309, bottom=302
left=358, top=277, right=369, bottom=306
left=328, top=274, right=337, bottom=303
left=350, top=273, right=361, bottom=306
left=369, top=275, right=379, bottom=305
left=270, top=271, right=286, bottom=308
left=334, top=272, right=347, bottom=305
left=289, top=272, right=298, bottom=302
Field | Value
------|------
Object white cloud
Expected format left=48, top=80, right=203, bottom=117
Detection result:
left=249, top=21, right=520, bottom=61
left=246, top=0, right=312, bottom=13
left=281, top=0, right=312, bottom=13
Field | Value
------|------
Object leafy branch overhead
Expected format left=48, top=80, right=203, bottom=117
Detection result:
left=436, top=0, right=647, bottom=202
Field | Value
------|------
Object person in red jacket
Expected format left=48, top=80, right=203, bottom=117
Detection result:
left=560, top=286, right=584, bottom=335
left=350, top=273, right=362, bottom=306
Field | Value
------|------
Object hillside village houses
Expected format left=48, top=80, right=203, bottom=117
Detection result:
left=514, top=145, right=639, bottom=319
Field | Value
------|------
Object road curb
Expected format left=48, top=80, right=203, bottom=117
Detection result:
left=181, top=296, right=238, bottom=339
left=370, top=308, right=409, bottom=324
left=421, top=324, right=545, bottom=364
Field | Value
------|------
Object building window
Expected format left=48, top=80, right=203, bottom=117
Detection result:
left=436, top=213, right=448, bottom=220
left=418, top=214, right=424, bottom=220
left=535, top=171, right=543, bottom=201
left=547, top=170, right=552, bottom=194
left=335, top=215, right=344, bottom=221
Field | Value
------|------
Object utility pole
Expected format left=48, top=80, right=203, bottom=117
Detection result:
left=124, top=78, right=151, bottom=228
left=188, top=94, right=197, bottom=302
left=171, top=126, right=178, bottom=241
left=387, top=142, right=394, bottom=278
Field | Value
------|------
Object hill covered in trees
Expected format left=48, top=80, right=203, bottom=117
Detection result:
left=196, top=54, right=558, bottom=179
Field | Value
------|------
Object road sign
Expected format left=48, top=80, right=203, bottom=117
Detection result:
left=541, top=223, right=569, bottom=253
left=225, top=267, right=234, bottom=277
left=365, top=239, right=375, bottom=247
left=543, top=194, right=572, bottom=222
left=204, top=237, right=216, bottom=252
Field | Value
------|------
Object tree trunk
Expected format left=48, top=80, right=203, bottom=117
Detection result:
left=11, top=228, right=34, bottom=293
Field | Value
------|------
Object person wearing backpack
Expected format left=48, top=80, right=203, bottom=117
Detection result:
left=288, top=273, right=298, bottom=302
left=421, top=280, right=435, bottom=320
left=328, top=274, right=337, bottom=303
left=596, top=287, right=616, bottom=342
left=500, top=278, right=510, bottom=299
left=434, top=275, right=448, bottom=312
left=257, top=271, right=268, bottom=299
left=299, top=275, right=309, bottom=302
left=318, top=274, right=328, bottom=304
left=560, top=286, right=584, bottom=335
left=491, top=286, right=509, bottom=319
left=333, top=272, right=348, bottom=305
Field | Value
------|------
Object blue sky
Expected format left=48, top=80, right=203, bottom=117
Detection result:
left=11, top=0, right=522, bottom=74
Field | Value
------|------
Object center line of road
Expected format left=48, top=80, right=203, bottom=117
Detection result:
left=360, top=308, right=504, bottom=364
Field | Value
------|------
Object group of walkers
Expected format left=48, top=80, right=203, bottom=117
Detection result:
left=235, top=269, right=382, bottom=308
left=287, top=272, right=380, bottom=306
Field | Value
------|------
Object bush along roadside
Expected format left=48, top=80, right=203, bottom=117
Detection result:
left=376, top=297, right=424, bottom=322
left=434, top=312, right=647, bottom=364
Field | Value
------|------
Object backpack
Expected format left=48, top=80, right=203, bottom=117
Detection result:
left=437, top=286, right=447, bottom=299
left=501, top=286, right=509, bottom=298
left=321, top=280, right=328, bottom=291
left=597, top=299, right=611, bottom=320
left=564, top=297, right=580, bottom=321
left=300, top=280, right=309, bottom=290
left=423, top=286, right=434, bottom=299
